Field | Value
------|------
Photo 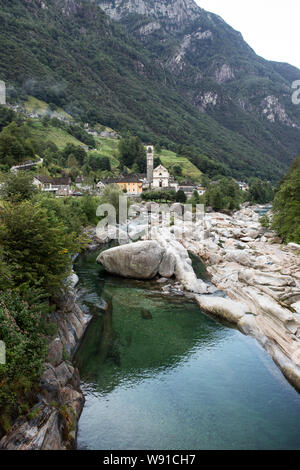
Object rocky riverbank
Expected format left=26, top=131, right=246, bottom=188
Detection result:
left=97, top=204, right=300, bottom=391
left=2, top=204, right=299, bottom=450
left=181, top=207, right=300, bottom=391
left=0, top=290, right=91, bottom=450
left=0, top=226, right=106, bottom=450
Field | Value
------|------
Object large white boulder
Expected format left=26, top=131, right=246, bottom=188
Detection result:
left=97, top=241, right=164, bottom=279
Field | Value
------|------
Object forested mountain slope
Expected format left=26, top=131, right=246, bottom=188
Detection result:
left=1, top=0, right=299, bottom=180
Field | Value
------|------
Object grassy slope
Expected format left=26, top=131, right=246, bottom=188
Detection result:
left=29, top=120, right=83, bottom=149
left=92, top=137, right=120, bottom=168
left=159, top=149, right=202, bottom=181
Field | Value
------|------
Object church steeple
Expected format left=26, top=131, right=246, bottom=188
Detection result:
left=0, top=80, right=6, bottom=105
left=146, top=145, right=154, bottom=184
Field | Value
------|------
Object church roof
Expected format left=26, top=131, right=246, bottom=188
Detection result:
left=153, top=164, right=168, bottom=173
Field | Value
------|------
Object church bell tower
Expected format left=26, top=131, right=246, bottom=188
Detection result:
left=146, top=145, right=154, bottom=185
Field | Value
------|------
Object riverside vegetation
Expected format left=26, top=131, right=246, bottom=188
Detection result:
left=0, top=172, right=101, bottom=436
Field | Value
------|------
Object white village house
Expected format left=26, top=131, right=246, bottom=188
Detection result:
left=33, top=175, right=72, bottom=196
left=238, top=181, right=249, bottom=192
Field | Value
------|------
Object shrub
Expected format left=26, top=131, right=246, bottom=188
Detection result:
left=0, top=171, right=37, bottom=203
left=0, top=289, right=48, bottom=433
left=0, top=201, right=77, bottom=292
left=259, top=215, right=270, bottom=228
left=272, top=156, right=300, bottom=243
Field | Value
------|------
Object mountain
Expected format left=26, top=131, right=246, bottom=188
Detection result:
left=1, top=0, right=300, bottom=180
left=97, top=0, right=300, bottom=171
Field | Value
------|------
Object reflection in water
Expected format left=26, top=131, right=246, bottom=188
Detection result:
left=74, top=250, right=300, bottom=450
left=75, top=287, right=223, bottom=395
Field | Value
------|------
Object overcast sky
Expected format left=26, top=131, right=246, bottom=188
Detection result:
left=196, top=0, right=300, bottom=69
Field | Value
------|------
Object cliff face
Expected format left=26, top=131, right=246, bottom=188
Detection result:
left=96, top=0, right=300, bottom=163
left=98, top=0, right=200, bottom=23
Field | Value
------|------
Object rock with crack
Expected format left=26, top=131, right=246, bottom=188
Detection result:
left=159, top=250, right=177, bottom=278
left=238, top=269, right=296, bottom=288
left=149, top=227, right=209, bottom=294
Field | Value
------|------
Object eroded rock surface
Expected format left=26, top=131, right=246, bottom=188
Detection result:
left=182, top=206, right=300, bottom=390
left=0, top=290, right=91, bottom=450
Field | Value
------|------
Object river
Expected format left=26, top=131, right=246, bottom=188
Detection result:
left=73, top=249, right=300, bottom=450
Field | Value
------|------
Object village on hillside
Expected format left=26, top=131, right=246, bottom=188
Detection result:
left=30, top=144, right=248, bottom=198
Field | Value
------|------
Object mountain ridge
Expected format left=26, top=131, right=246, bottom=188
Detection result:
left=95, top=0, right=300, bottom=174
left=0, top=0, right=299, bottom=180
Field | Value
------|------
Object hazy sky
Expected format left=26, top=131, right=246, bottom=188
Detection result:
left=196, top=0, right=300, bottom=69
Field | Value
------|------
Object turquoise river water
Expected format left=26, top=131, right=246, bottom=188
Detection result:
left=74, top=249, right=300, bottom=450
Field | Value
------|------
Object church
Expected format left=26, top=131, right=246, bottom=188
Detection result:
left=146, top=145, right=178, bottom=191
left=152, top=164, right=170, bottom=188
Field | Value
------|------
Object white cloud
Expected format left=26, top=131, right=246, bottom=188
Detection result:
left=196, top=0, right=300, bottom=69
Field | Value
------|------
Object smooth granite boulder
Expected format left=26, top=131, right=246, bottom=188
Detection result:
left=97, top=241, right=165, bottom=279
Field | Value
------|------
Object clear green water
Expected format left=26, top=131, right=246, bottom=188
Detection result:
left=74, top=250, right=300, bottom=450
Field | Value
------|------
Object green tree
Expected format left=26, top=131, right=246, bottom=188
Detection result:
left=0, top=106, right=15, bottom=132
left=272, top=156, right=300, bottom=243
left=87, top=154, right=111, bottom=172
left=209, top=187, right=223, bottom=211
left=62, top=144, right=87, bottom=166
left=176, top=189, right=187, bottom=203
left=0, top=201, right=77, bottom=291
left=67, top=154, right=79, bottom=169
left=0, top=248, right=13, bottom=290
left=154, top=156, right=162, bottom=168
left=0, top=172, right=37, bottom=202
left=67, top=125, right=96, bottom=148
left=0, top=289, right=48, bottom=433
left=118, top=136, right=146, bottom=172
left=205, top=178, right=242, bottom=211
left=248, top=178, right=273, bottom=204
left=0, top=121, right=36, bottom=166
left=171, top=164, right=183, bottom=178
